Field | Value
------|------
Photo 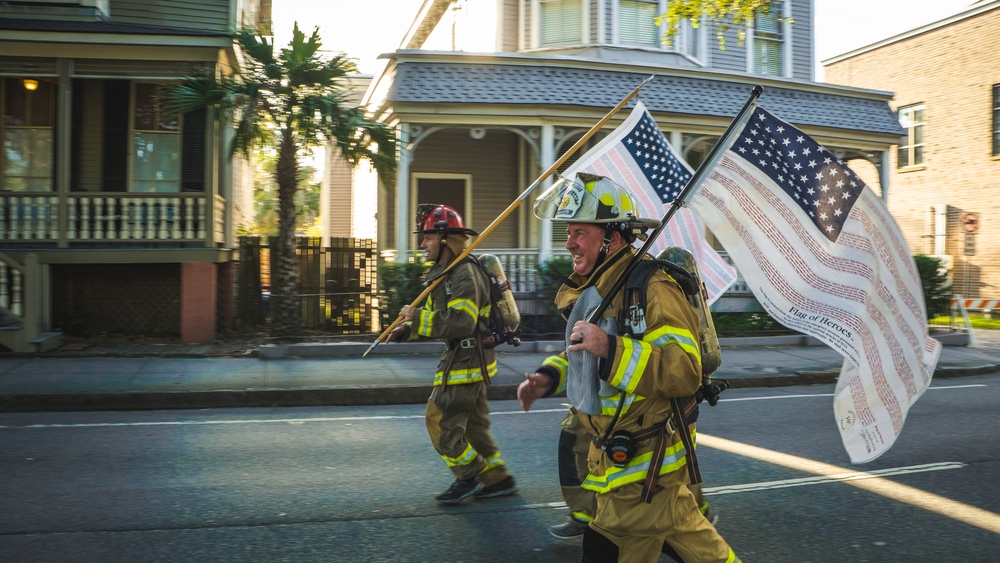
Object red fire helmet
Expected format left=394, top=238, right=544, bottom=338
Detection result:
left=413, top=204, right=478, bottom=235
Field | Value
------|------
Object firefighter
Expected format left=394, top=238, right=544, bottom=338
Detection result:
left=388, top=204, right=517, bottom=503
left=518, top=175, right=740, bottom=562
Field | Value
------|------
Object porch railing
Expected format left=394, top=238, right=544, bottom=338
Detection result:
left=383, top=247, right=758, bottom=314
left=0, top=192, right=224, bottom=245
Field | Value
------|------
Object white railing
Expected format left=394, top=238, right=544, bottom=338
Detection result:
left=0, top=193, right=225, bottom=244
left=381, top=247, right=568, bottom=294
left=380, top=247, right=758, bottom=312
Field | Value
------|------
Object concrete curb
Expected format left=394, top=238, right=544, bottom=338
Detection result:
left=255, top=332, right=971, bottom=359
left=5, top=361, right=997, bottom=413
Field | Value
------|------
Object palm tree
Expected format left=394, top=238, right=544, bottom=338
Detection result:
left=168, top=24, right=396, bottom=338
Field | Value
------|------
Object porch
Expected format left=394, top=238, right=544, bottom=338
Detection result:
left=0, top=191, right=229, bottom=351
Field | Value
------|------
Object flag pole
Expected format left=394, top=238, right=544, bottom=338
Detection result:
left=363, top=74, right=657, bottom=357
left=584, top=85, right=763, bottom=325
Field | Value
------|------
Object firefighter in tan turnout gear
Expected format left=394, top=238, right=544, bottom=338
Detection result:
left=517, top=175, right=740, bottom=562
left=388, top=204, right=517, bottom=504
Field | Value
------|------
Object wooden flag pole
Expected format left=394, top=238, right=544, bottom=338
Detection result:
left=363, top=74, right=657, bottom=357
left=584, top=85, right=764, bottom=327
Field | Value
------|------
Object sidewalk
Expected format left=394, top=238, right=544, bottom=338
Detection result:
left=1, top=334, right=998, bottom=412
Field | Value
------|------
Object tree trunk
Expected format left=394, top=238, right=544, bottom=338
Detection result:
left=270, top=136, right=301, bottom=338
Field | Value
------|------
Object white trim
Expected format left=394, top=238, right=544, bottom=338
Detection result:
left=530, top=0, right=540, bottom=48
left=518, top=0, right=526, bottom=51
left=596, top=0, right=605, bottom=44
left=781, top=0, right=792, bottom=78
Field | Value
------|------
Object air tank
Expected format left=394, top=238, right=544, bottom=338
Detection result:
left=478, top=254, right=521, bottom=343
left=657, top=247, right=722, bottom=379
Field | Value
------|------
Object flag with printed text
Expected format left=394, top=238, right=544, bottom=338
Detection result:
left=562, top=101, right=737, bottom=304
left=688, top=105, right=941, bottom=462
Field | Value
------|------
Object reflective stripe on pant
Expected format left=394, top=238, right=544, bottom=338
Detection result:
left=589, top=483, right=739, bottom=563
left=559, top=410, right=597, bottom=523
left=425, top=382, right=510, bottom=485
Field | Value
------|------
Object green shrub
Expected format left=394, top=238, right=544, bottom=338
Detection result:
left=712, top=311, right=788, bottom=336
left=377, top=261, right=429, bottom=328
left=537, top=256, right=574, bottom=310
left=913, top=255, right=951, bottom=320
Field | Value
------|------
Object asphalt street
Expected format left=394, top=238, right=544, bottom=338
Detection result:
left=1, top=375, right=998, bottom=562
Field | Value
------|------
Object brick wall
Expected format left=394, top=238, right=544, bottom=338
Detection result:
left=825, top=7, right=1000, bottom=299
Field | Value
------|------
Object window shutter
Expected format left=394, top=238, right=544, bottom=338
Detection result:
left=101, top=80, right=129, bottom=192
left=181, top=107, right=206, bottom=192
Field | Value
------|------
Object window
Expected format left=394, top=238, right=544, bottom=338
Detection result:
left=993, top=84, right=1000, bottom=156
left=540, top=0, right=582, bottom=47
left=1, top=78, right=55, bottom=192
left=898, top=104, right=924, bottom=168
left=132, top=83, right=181, bottom=192
left=619, top=0, right=658, bottom=47
left=752, top=1, right=783, bottom=76
left=677, top=17, right=703, bottom=60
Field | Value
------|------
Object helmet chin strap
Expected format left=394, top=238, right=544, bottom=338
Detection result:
left=593, top=226, right=614, bottom=271
left=436, top=231, right=450, bottom=264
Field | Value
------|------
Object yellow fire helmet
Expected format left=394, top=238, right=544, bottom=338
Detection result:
left=533, top=173, right=661, bottom=239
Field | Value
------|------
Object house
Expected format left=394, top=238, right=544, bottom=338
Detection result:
left=0, top=0, right=265, bottom=351
left=349, top=0, right=908, bottom=319
left=824, top=0, right=1000, bottom=304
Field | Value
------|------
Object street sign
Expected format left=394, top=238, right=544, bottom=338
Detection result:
left=964, top=232, right=976, bottom=256
left=961, top=212, right=979, bottom=233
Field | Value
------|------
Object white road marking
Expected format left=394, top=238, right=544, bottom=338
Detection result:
left=699, top=433, right=1000, bottom=535
left=703, top=461, right=966, bottom=494
left=0, top=386, right=984, bottom=429
left=717, top=383, right=986, bottom=402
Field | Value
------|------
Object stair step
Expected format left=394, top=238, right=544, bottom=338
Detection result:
left=31, top=332, right=64, bottom=353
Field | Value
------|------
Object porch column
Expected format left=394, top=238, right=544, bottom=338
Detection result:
left=56, top=59, right=72, bottom=248
left=878, top=150, right=890, bottom=203
left=539, top=123, right=555, bottom=262
left=180, top=262, right=217, bottom=343
left=219, top=110, right=234, bottom=248
left=670, top=131, right=682, bottom=156
left=395, top=123, right=411, bottom=259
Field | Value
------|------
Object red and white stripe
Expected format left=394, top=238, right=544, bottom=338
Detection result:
left=951, top=298, right=1000, bottom=310
left=562, top=102, right=738, bottom=304
left=689, top=126, right=940, bottom=463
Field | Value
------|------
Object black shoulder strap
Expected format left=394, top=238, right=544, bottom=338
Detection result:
left=620, top=259, right=698, bottom=338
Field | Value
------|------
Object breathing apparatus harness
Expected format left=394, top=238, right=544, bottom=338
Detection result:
left=592, top=257, right=711, bottom=503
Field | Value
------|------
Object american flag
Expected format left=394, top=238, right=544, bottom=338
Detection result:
left=562, top=101, right=737, bottom=303
left=688, top=105, right=942, bottom=463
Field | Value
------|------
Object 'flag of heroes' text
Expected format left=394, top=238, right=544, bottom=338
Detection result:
left=688, top=105, right=941, bottom=463
left=561, top=100, right=736, bottom=303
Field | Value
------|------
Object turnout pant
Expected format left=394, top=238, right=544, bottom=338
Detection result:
left=585, top=483, right=739, bottom=563
left=558, top=410, right=597, bottom=523
left=425, top=382, right=510, bottom=486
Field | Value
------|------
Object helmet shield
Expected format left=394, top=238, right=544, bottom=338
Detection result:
left=533, top=173, right=661, bottom=231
